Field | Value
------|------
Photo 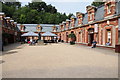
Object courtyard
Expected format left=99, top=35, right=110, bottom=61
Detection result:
left=2, top=43, right=118, bottom=78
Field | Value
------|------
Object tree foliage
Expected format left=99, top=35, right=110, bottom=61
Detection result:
left=2, top=1, right=70, bottom=24
left=91, top=0, right=105, bottom=7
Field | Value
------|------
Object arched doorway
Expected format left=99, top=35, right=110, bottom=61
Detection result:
left=88, top=28, right=94, bottom=45
left=66, top=32, right=68, bottom=43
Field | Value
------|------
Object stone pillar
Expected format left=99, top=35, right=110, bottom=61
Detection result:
left=112, top=26, right=116, bottom=47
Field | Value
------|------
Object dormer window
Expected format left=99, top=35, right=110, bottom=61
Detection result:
left=86, top=5, right=96, bottom=22
left=20, top=25, right=25, bottom=31
left=52, top=26, right=57, bottom=32
left=107, top=4, right=111, bottom=14
left=90, top=12, right=92, bottom=20
left=36, top=25, right=42, bottom=32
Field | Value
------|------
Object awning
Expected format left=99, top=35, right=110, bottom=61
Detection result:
left=21, top=31, right=39, bottom=37
left=41, top=32, right=57, bottom=37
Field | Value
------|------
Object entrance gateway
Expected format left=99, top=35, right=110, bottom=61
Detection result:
left=88, top=28, right=94, bottom=45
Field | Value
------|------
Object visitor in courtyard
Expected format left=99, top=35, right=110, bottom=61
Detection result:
left=32, top=39, right=36, bottom=45
left=106, top=42, right=111, bottom=46
left=25, top=39, right=27, bottom=43
left=91, top=40, right=97, bottom=48
left=30, top=38, right=33, bottom=45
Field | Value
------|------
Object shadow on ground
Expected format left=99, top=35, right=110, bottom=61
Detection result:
left=0, top=60, right=5, bottom=64
left=3, top=43, right=23, bottom=52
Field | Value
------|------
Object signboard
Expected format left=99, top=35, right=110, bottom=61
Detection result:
left=94, top=24, right=98, bottom=33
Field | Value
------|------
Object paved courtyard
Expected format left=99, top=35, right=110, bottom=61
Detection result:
left=2, top=43, right=118, bottom=78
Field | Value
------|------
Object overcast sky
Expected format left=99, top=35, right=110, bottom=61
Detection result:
left=19, top=0, right=94, bottom=15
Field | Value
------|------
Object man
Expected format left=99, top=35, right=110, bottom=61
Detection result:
left=91, top=40, right=97, bottom=48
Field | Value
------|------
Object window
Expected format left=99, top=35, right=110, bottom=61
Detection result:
left=89, top=12, right=92, bottom=20
left=107, top=29, right=111, bottom=44
left=107, top=4, right=111, bottom=14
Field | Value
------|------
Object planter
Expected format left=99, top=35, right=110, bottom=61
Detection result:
left=70, top=41, right=75, bottom=45
left=87, top=43, right=92, bottom=46
left=115, top=45, right=120, bottom=53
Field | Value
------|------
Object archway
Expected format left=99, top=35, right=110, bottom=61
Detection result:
left=66, top=32, right=68, bottom=43
left=88, top=28, right=94, bottom=45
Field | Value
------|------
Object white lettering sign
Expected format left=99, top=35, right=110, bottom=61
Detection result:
left=94, top=24, right=98, bottom=33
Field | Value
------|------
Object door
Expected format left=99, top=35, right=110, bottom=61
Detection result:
left=88, top=34, right=94, bottom=45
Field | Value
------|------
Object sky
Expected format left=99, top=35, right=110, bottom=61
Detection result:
left=19, top=0, right=94, bottom=15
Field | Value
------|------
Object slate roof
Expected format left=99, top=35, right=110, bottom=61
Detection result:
left=82, top=13, right=88, bottom=25
left=75, top=18, right=78, bottom=27
left=17, top=24, right=60, bottom=32
left=17, top=2, right=120, bottom=32
left=116, top=1, right=120, bottom=15
left=95, top=6, right=105, bottom=21
left=41, top=32, right=57, bottom=37
left=75, top=1, right=120, bottom=26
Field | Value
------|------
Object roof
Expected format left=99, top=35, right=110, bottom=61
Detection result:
left=95, top=6, right=105, bottom=21
left=116, top=1, right=120, bottom=15
left=41, top=32, right=57, bottom=37
left=77, top=1, right=120, bottom=26
left=21, top=31, right=39, bottom=37
left=83, top=13, right=88, bottom=25
left=0, top=12, right=4, bottom=15
left=17, top=24, right=59, bottom=32
left=75, top=18, right=78, bottom=27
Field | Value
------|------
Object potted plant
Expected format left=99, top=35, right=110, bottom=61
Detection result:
left=68, top=32, right=76, bottom=45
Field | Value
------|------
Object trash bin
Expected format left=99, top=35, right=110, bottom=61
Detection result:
left=115, top=45, right=120, bottom=53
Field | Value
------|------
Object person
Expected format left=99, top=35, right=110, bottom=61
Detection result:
left=25, top=39, right=27, bottom=43
left=32, top=39, right=36, bottom=45
left=91, top=40, right=97, bottom=48
left=30, top=38, right=33, bottom=45
left=106, top=42, right=110, bottom=46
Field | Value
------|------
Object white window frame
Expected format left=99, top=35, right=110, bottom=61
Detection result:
left=107, top=4, right=111, bottom=14
left=89, top=12, right=92, bottom=20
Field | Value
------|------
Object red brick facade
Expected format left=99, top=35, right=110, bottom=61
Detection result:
left=58, top=1, right=120, bottom=48
left=1, top=13, right=21, bottom=45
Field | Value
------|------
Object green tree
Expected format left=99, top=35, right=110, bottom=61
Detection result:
left=91, top=0, right=105, bottom=7
left=68, top=13, right=74, bottom=19
left=28, top=2, right=47, bottom=12
left=26, top=9, right=39, bottom=24
left=2, top=1, right=69, bottom=24
left=2, top=1, right=21, bottom=17
left=19, top=14, right=26, bottom=24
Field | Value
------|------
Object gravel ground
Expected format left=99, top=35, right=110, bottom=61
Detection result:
left=2, top=43, right=118, bottom=78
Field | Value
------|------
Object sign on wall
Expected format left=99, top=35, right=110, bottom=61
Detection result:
left=94, top=24, right=98, bottom=33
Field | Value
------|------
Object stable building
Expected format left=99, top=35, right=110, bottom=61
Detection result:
left=0, top=12, right=20, bottom=45
left=17, top=24, right=60, bottom=40
left=58, top=1, right=120, bottom=48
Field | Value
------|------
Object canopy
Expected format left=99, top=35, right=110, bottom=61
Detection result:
left=41, top=32, right=57, bottom=37
left=21, top=31, right=39, bottom=37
